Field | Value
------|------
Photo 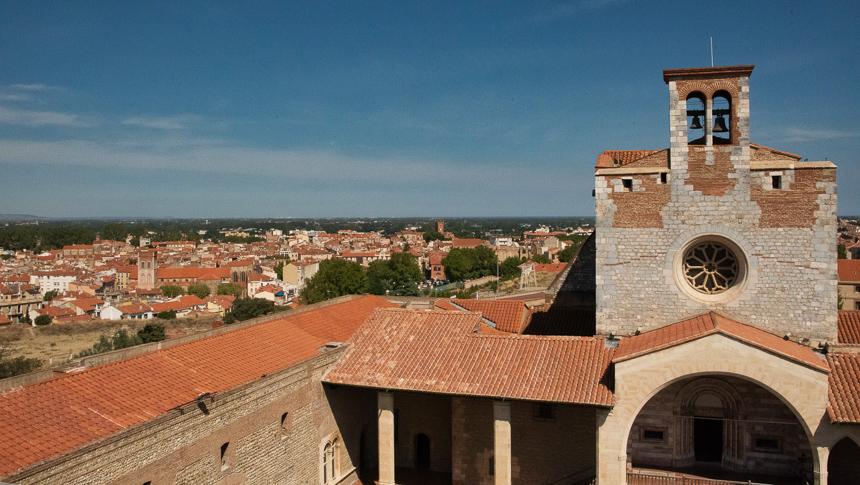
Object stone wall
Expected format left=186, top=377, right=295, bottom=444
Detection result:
left=594, top=73, right=838, bottom=341
left=451, top=397, right=597, bottom=484
left=11, top=347, right=355, bottom=485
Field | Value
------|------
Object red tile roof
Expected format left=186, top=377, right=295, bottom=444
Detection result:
left=613, top=312, right=829, bottom=372
left=595, top=150, right=660, bottom=168
left=838, top=260, right=860, bottom=282
left=324, top=308, right=614, bottom=406
left=827, top=352, right=860, bottom=423
left=150, top=295, right=206, bottom=313
left=838, top=311, right=860, bottom=345
left=436, top=299, right=530, bottom=334
left=156, top=266, right=231, bottom=281
left=0, top=295, right=394, bottom=477
left=451, top=238, right=485, bottom=249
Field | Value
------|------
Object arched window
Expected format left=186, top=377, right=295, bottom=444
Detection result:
left=712, top=91, right=732, bottom=144
left=686, top=92, right=706, bottom=144
left=322, top=438, right=338, bottom=484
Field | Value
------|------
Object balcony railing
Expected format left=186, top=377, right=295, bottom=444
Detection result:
left=627, top=471, right=772, bottom=485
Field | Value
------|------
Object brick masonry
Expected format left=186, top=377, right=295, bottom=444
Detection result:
left=595, top=72, right=838, bottom=341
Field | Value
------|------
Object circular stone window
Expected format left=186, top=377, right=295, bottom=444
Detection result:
left=674, top=236, right=747, bottom=303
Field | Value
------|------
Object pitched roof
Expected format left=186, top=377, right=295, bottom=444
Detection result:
left=613, top=312, right=829, bottom=372
left=0, top=295, right=394, bottom=478
left=324, top=308, right=614, bottom=406
left=827, top=352, right=860, bottom=423
left=150, top=295, right=206, bottom=313
left=838, top=311, right=860, bottom=345
left=451, top=238, right=485, bottom=249
left=595, top=150, right=661, bottom=168
left=436, top=299, right=530, bottom=334
left=838, top=259, right=860, bottom=283
left=156, top=267, right=230, bottom=281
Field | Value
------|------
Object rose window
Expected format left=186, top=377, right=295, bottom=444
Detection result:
left=682, top=241, right=739, bottom=294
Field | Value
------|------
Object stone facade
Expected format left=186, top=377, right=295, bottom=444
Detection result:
left=595, top=67, right=838, bottom=341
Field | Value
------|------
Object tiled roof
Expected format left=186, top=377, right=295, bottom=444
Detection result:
left=156, top=267, right=231, bottom=281
left=827, top=352, right=860, bottom=423
left=0, top=295, right=394, bottom=478
left=150, top=295, right=206, bottom=313
left=437, top=299, right=529, bottom=334
left=595, top=150, right=660, bottom=168
left=451, top=238, right=485, bottom=249
left=838, top=311, right=860, bottom=345
left=613, top=312, right=829, bottom=372
left=838, top=260, right=860, bottom=282
left=324, top=308, right=614, bottom=406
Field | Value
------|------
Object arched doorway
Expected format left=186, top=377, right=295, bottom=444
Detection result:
left=414, top=433, right=431, bottom=471
left=828, top=437, right=860, bottom=485
left=626, top=375, right=812, bottom=482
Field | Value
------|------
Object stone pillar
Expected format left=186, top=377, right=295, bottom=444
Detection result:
left=596, top=408, right=626, bottom=485
left=493, top=401, right=511, bottom=485
left=814, top=445, right=828, bottom=485
left=378, top=391, right=396, bottom=485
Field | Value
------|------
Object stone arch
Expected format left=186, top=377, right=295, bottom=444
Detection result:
left=686, top=91, right=706, bottom=143
left=828, top=437, right=860, bottom=485
left=621, top=370, right=819, bottom=480
left=712, top=89, right=733, bottom=144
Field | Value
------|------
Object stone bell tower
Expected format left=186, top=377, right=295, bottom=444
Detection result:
left=137, top=249, right=157, bottom=290
left=593, top=65, right=838, bottom=342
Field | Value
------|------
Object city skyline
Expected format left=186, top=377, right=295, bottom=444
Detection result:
left=1, top=1, right=858, bottom=217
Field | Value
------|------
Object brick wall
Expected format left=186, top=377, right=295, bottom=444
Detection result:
left=11, top=348, right=355, bottom=485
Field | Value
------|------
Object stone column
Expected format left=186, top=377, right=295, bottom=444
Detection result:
left=378, top=391, right=396, bottom=485
left=493, top=401, right=512, bottom=485
left=814, top=445, right=828, bottom=485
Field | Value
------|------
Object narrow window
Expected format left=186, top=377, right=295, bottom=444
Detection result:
left=754, top=437, right=781, bottom=453
left=488, top=455, right=494, bottom=476
left=642, top=429, right=665, bottom=442
left=280, top=412, right=289, bottom=431
left=220, top=442, right=230, bottom=470
left=322, top=439, right=338, bottom=483
left=771, top=175, right=782, bottom=190
left=660, top=172, right=668, bottom=184
left=621, top=178, right=633, bottom=192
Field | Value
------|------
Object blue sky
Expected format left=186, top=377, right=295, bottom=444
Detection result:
left=0, top=0, right=858, bottom=217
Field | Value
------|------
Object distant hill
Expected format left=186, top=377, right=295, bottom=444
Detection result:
left=0, top=214, right=43, bottom=221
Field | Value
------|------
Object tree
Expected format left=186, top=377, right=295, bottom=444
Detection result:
left=367, top=253, right=423, bottom=296
left=187, top=283, right=211, bottom=298
left=34, top=315, right=52, bottom=326
left=442, top=247, right=498, bottom=282
left=423, top=230, right=444, bottom=243
left=301, top=259, right=368, bottom=304
left=0, top=345, right=42, bottom=379
left=275, top=260, right=285, bottom=280
left=558, top=245, right=577, bottom=263
left=156, top=310, right=177, bottom=320
left=42, top=290, right=58, bottom=302
left=217, top=283, right=244, bottom=298
left=160, top=285, right=185, bottom=298
left=499, top=257, right=523, bottom=280
left=838, top=244, right=847, bottom=259
left=137, top=323, right=166, bottom=343
left=228, top=297, right=275, bottom=322
left=531, top=253, right=551, bottom=264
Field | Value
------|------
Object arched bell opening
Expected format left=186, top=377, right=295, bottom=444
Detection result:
left=686, top=92, right=707, bottom=144
left=626, top=375, right=813, bottom=483
left=712, top=91, right=732, bottom=144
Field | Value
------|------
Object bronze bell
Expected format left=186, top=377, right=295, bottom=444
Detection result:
left=713, top=115, right=729, bottom=133
left=689, top=115, right=702, bottom=130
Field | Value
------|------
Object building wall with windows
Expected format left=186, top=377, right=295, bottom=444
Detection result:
left=9, top=347, right=356, bottom=485
left=594, top=66, right=838, bottom=341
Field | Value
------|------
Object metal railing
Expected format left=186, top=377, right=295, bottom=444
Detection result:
left=627, top=471, right=772, bottom=485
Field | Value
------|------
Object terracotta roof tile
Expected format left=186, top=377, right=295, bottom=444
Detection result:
left=324, top=308, right=614, bottom=406
left=838, top=260, right=860, bottom=282
left=827, top=352, right=860, bottom=423
left=838, top=311, right=860, bottom=345
left=436, top=299, right=529, bottom=333
left=0, top=295, right=394, bottom=478
left=613, top=312, right=828, bottom=372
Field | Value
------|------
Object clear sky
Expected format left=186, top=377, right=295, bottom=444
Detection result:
left=0, top=1, right=858, bottom=217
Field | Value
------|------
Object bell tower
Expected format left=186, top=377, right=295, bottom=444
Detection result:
left=137, top=250, right=157, bottom=290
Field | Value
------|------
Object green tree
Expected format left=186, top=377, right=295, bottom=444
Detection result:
left=186, top=283, right=211, bottom=298
left=275, top=260, right=286, bottom=280
left=160, top=285, right=185, bottom=298
left=442, top=247, right=498, bottom=282
left=499, top=257, right=523, bottom=280
left=838, top=244, right=847, bottom=259
left=367, top=253, right=423, bottom=296
left=42, top=290, right=58, bottom=302
left=558, top=245, right=577, bottom=263
left=301, top=259, right=368, bottom=304
left=423, top=230, right=444, bottom=243
left=111, top=329, right=143, bottom=350
left=137, top=323, right=166, bottom=343
left=531, top=253, right=551, bottom=264
left=0, top=345, right=42, bottom=379
left=217, top=283, right=244, bottom=298
left=228, top=297, right=276, bottom=322
left=34, top=315, right=52, bottom=326
left=156, top=310, right=177, bottom=320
